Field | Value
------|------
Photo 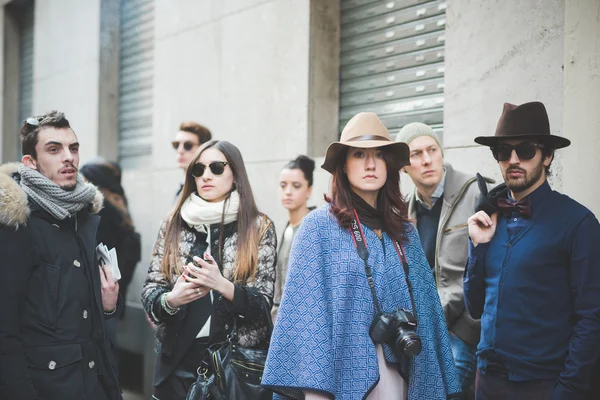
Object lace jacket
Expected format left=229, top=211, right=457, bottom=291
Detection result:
left=142, top=214, right=277, bottom=353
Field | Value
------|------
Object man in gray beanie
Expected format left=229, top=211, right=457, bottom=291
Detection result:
left=396, top=122, right=489, bottom=399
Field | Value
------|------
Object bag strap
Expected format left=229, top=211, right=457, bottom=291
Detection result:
left=350, top=213, right=382, bottom=314
left=349, top=209, right=418, bottom=323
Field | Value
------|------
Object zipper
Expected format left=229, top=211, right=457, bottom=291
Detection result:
left=232, top=360, right=263, bottom=372
left=433, top=177, right=477, bottom=286
left=443, top=223, right=468, bottom=233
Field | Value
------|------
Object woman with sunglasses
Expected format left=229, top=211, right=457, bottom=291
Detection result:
left=172, top=121, right=212, bottom=197
left=272, top=155, right=315, bottom=321
left=142, top=140, right=277, bottom=400
left=262, top=113, right=460, bottom=400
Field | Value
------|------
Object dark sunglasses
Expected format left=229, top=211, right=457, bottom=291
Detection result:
left=491, top=143, right=545, bottom=162
left=191, top=162, right=229, bottom=177
left=172, top=141, right=196, bottom=152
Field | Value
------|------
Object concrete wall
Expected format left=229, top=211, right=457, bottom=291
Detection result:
left=32, top=0, right=102, bottom=162
left=444, top=0, right=565, bottom=188
left=561, top=0, right=600, bottom=215
left=1, top=4, right=18, bottom=162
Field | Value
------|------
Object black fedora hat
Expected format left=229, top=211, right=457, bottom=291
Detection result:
left=475, top=101, right=570, bottom=149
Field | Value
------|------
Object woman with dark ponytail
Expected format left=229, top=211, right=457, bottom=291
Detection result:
left=272, top=155, right=315, bottom=321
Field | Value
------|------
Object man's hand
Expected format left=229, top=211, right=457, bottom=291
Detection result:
left=99, top=264, right=119, bottom=313
left=468, top=211, right=498, bottom=246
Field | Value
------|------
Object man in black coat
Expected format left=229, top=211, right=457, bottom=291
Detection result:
left=0, top=111, right=122, bottom=400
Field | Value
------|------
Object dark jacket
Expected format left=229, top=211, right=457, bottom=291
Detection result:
left=142, top=215, right=277, bottom=387
left=96, top=201, right=140, bottom=304
left=464, top=181, right=600, bottom=397
left=0, top=163, right=122, bottom=400
left=80, top=160, right=140, bottom=305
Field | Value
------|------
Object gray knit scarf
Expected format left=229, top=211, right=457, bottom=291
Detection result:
left=18, top=164, right=97, bottom=220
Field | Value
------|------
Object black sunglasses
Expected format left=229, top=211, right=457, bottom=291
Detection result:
left=172, top=141, right=196, bottom=152
left=191, top=162, right=229, bottom=177
left=491, top=143, right=545, bottom=162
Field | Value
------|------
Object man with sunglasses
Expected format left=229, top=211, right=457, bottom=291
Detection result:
left=172, top=121, right=212, bottom=196
left=464, top=101, right=600, bottom=399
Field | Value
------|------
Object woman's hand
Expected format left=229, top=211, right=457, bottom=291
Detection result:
left=184, top=254, right=235, bottom=301
left=166, top=271, right=209, bottom=309
left=468, top=211, right=498, bottom=246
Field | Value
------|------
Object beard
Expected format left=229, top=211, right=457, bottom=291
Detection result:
left=502, top=160, right=545, bottom=194
left=37, top=163, right=78, bottom=191
left=61, top=183, right=77, bottom=191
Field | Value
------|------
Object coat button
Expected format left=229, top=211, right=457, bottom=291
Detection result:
left=88, top=360, right=95, bottom=369
left=48, top=361, right=56, bottom=370
left=83, top=310, right=88, bottom=319
left=73, top=260, right=81, bottom=267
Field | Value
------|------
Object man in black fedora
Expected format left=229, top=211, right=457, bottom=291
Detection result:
left=463, top=101, right=600, bottom=399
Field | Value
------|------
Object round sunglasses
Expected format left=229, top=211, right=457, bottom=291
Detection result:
left=191, top=161, right=229, bottom=177
left=172, top=140, right=197, bottom=152
left=490, top=143, right=545, bottom=162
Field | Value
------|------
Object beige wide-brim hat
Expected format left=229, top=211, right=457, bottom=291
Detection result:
left=321, top=112, right=410, bottom=174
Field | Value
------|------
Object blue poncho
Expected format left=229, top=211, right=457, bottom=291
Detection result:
left=263, top=206, right=460, bottom=399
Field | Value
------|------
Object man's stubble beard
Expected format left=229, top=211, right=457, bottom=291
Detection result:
left=503, top=160, right=544, bottom=194
left=37, top=163, right=78, bottom=192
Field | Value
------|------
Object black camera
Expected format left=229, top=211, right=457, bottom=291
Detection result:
left=369, top=309, right=422, bottom=358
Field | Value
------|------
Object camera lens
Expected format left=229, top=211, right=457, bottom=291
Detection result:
left=395, top=330, right=422, bottom=358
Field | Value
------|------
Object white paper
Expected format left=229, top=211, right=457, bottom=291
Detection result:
left=96, top=242, right=121, bottom=282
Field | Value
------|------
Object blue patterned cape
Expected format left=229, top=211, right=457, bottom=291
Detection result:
left=263, top=206, right=460, bottom=399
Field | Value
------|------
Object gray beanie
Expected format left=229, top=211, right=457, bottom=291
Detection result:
left=395, top=122, right=443, bottom=156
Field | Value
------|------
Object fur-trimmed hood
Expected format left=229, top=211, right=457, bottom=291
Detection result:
left=0, top=162, right=104, bottom=229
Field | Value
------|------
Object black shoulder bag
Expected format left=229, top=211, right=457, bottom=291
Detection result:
left=186, top=301, right=273, bottom=400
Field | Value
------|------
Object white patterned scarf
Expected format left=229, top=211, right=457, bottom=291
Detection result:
left=18, top=164, right=97, bottom=220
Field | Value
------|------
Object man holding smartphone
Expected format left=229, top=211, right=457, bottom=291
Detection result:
left=0, top=111, right=122, bottom=399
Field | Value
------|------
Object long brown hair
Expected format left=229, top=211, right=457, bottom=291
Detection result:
left=161, top=140, right=266, bottom=283
left=325, top=147, right=410, bottom=243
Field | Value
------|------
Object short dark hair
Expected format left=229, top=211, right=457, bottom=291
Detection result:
left=539, top=140, right=555, bottom=175
left=20, top=110, right=72, bottom=158
left=179, top=121, right=212, bottom=145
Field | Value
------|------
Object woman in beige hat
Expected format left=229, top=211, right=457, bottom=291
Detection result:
left=263, top=113, right=461, bottom=399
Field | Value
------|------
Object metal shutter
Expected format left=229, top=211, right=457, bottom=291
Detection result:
left=118, top=0, right=154, bottom=162
left=18, top=5, right=34, bottom=128
left=339, top=0, right=446, bottom=135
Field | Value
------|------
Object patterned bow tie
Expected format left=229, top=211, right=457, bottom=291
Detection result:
left=497, top=197, right=532, bottom=218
